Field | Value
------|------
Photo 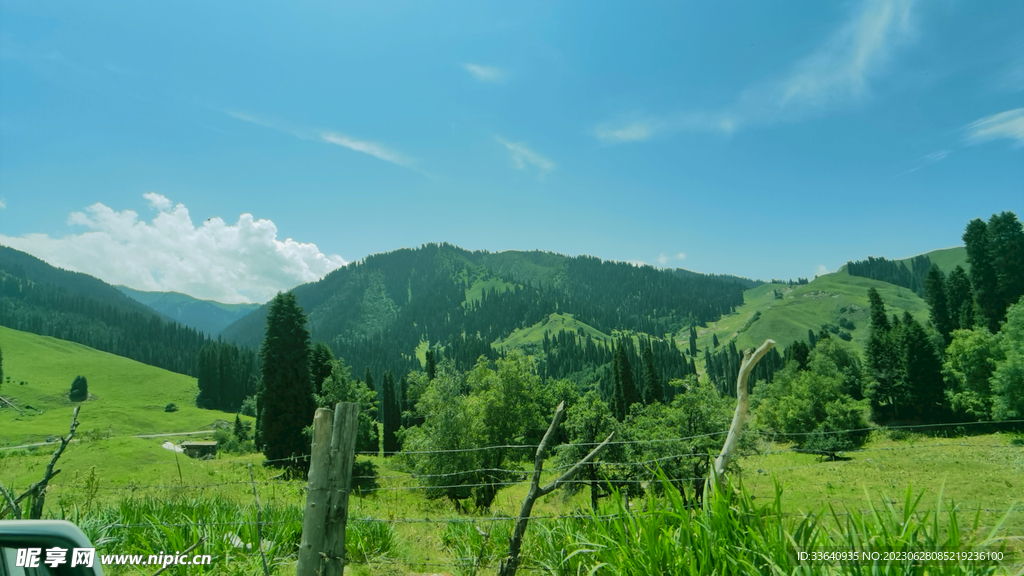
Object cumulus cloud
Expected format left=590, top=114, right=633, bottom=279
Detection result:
left=495, top=136, right=556, bottom=176
left=657, top=252, right=687, bottom=265
left=0, top=198, right=6, bottom=210
left=0, top=194, right=347, bottom=304
left=815, top=264, right=830, bottom=277
left=964, top=108, right=1024, bottom=146
left=463, top=63, right=507, bottom=83
left=596, top=0, right=915, bottom=141
left=227, top=110, right=421, bottom=171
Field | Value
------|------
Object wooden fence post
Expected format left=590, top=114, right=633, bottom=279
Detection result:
left=322, top=402, right=359, bottom=576
left=296, top=403, right=359, bottom=576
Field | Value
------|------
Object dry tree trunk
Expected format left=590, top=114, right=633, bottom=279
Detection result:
left=711, top=339, right=775, bottom=492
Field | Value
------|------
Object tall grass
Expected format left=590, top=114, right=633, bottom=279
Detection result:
left=527, top=474, right=1019, bottom=575
left=53, top=495, right=396, bottom=575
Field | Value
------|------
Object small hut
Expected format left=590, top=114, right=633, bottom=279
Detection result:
left=180, top=440, right=218, bottom=459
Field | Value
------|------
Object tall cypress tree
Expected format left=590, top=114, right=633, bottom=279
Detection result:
left=614, top=339, right=640, bottom=419
left=899, top=312, right=946, bottom=423
left=309, top=343, right=335, bottom=395
left=641, top=344, right=663, bottom=404
left=688, top=326, right=698, bottom=357
left=865, top=288, right=902, bottom=422
left=946, top=265, right=973, bottom=330
left=924, top=265, right=952, bottom=343
left=255, top=292, right=317, bottom=468
left=425, top=349, right=437, bottom=381
left=987, top=211, right=1024, bottom=315
left=381, top=370, right=399, bottom=454
left=964, top=218, right=1003, bottom=332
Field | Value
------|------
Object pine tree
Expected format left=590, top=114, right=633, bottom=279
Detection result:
left=688, top=327, right=698, bottom=357
left=924, top=265, right=953, bottom=343
left=255, top=292, right=317, bottom=468
left=865, top=288, right=901, bottom=422
left=233, top=414, right=250, bottom=441
left=946, top=265, right=973, bottom=330
left=987, top=211, right=1024, bottom=315
left=899, top=312, right=946, bottom=422
left=712, top=334, right=720, bottom=348
left=382, top=370, right=400, bottom=454
left=641, top=344, right=663, bottom=404
left=309, top=343, right=335, bottom=395
left=964, top=218, right=1003, bottom=332
left=808, top=329, right=817, bottom=348
left=425, top=349, right=437, bottom=381
left=613, top=340, right=640, bottom=419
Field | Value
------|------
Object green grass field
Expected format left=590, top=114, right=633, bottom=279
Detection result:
left=689, top=269, right=933, bottom=359
left=0, top=325, right=243, bottom=447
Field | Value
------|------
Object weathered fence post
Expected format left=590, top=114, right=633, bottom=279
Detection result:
left=711, top=339, right=775, bottom=492
left=296, top=402, right=359, bottom=576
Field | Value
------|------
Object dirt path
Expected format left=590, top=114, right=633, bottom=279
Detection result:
left=0, top=430, right=215, bottom=451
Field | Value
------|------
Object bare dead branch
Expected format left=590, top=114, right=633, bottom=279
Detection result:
left=29, top=405, right=80, bottom=519
left=498, top=402, right=615, bottom=576
left=712, top=339, right=775, bottom=491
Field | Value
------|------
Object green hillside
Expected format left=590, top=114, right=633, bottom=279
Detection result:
left=0, top=325, right=233, bottom=447
left=494, top=312, right=612, bottom=350
left=692, top=269, right=932, bottom=356
left=896, top=246, right=969, bottom=273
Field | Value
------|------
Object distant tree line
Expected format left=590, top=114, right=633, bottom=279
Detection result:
left=845, top=255, right=933, bottom=297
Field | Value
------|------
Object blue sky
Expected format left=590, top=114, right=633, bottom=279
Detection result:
left=1, top=0, right=1022, bottom=303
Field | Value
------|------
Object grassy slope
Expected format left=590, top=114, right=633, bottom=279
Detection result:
left=493, top=312, right=612, bottom=349
left=0, top=325, right=241, bottom=447
left=691, top=269, right=932, bottom=356
left=897, top=245, right=969, bottom=273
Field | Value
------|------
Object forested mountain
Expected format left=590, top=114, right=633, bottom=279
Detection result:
left=0, top=244, right=255, bottom=393
left=117, top=285, right=261, bottom=337
left=221, top=243, right=749, bottom=393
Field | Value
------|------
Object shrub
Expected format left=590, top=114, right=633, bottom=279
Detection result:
left=164, top=403, right=179, bottom=413
left=69, top=375, right=88, bottom=402
left=239, top=395, right=257, bottom=417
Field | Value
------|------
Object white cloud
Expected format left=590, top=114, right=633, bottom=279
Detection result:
left=815, top=264, right=830, bottom=277
left=899, top=149, right=951, bottom=176
left=964, top=108, right=1024, bottom=146
left=596, top=0, right=915, bottom=141
left=320, top=131, right=413, bottom=167
left=0, top=194, right=347, bottom=304
left=595, top=122, right=654, bottom=143
left=463, top=63, right=507, bottom=83
left=227, top=110, right=421, bottom=170
left=0, top=198, right=6, bottom=210
left=657, top=252, right=687, bottom=265
left=495, top=136, right=555, bottom=176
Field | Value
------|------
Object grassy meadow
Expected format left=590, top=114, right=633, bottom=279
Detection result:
left=689, top=269, right=933, bottom=358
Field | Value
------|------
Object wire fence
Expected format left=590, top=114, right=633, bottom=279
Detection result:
left=3, top=418, right=1023, bottom=573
